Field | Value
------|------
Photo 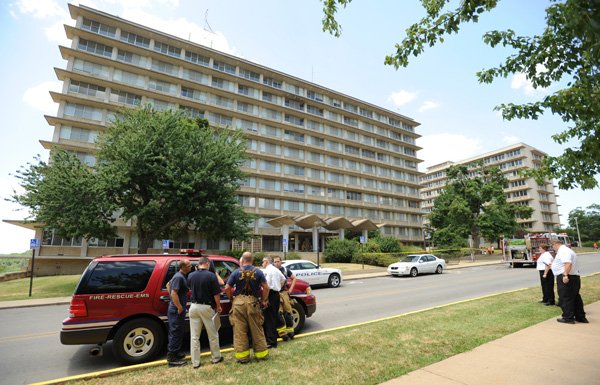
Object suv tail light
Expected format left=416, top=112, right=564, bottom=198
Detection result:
left=69, top=299, right=88, bottom=318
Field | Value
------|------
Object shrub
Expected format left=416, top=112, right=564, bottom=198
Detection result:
left=353, top=253, right=401, bottom=267
left=220, top=249, right=244, bottom=259
left=376, top=236, right=402, bottom=253
left=252, top=251, right=267, bottom=266
left=283, top=251, right=301, bottom=260
left=324, top=239, right=359, bottom=263
left=363, top=239, right=381, bottom=253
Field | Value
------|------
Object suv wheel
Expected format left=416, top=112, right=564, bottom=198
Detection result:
left=290, top=300, right=306, bottom=334
left=328, top=273, right=341, bottom=288
left=112, top=318, right=164, bottom=365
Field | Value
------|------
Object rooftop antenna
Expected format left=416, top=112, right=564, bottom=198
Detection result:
left=204, top=10, right=215, bottom=34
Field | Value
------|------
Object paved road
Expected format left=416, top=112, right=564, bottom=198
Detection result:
left=1, top=254, right=599, bottom=384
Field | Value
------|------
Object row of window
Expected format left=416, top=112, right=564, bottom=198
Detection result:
left=237, top=196, right=422, bottom=221
left=241, top=178, right=420, bottom=205
left=74, top=29, right=417, bottom=137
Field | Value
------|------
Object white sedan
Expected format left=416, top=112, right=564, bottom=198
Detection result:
left=387, top=254, right=446, bottom=277
left=282, top=259, right=343, bottom=288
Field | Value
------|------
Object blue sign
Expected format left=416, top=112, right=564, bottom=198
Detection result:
left=162, top=239, right=170, bottom=249
left=282, top=238, right=288, bottom=245
left=359, top=236, right=365, bottom=244
left=30, top=239, right=39, bottom=249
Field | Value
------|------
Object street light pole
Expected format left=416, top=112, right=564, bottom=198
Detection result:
left=574, top=217, right=582, bottom=247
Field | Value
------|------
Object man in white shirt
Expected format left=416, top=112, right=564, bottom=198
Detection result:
left=551, top=240, right=588, bottom=324
left=261, top=256, right=286, bottom=347
left=536, top=244, right=555, bottom=306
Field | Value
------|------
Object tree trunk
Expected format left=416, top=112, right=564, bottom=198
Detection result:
left=137, top=228, right=154, bottom=254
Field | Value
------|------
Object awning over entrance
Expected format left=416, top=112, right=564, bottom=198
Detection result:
left=322, top=216, right=354, bottom=231
left=294, top=214, right=327, bottom=229
left=265, top=215, right=380, bottom=232
left=266, top=216, right=297, bottom=228
left=350, top=219, right=379, bottom=231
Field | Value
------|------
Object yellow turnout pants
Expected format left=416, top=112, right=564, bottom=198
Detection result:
left=230, top=295, right=268, bottom=361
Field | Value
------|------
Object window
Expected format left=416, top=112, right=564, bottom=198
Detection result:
left=362, top=149, right=376, bottom=159
left=307, top=168, right=324, bottom=180
left=259, top=198, right=280, bottom=209
left=285, top=98, right=304, bottom=111
left=363, top=178, right=376, bottom=189
left=308, top=136, right=324, bottom=147
left=345, top=145, right=360, bottom=156
left=73, top=59, right=109, bottom=78
left=327, top=141, right=341, bottom=152
left=259, top=160, right=281, bottom=173
left=263, top=76, right=282, bottom=89
left=117, top=49, right=148, bottom=66
left=64, top=103, right=103, bottom=121
left=308, top=185, right=325, bottom=197
left=239, top=68, right=260, bottom=82
left=283, top=200, right=304, bottom=212
left=120, top=31, right=150, bottom=48
left=213, top=95, right=234, bottom=109
left=185, top=51, right=210, bottom=66
left=284, top=164, right=305, bottom=176
left=306, top=120, right=324, bottom=132
left=111, top=90, right=142, bottom=106
left=284, top=182, right=305, bottom=194
left=359, top=107, right=373, bottom=119
left=343, top=116, right=358, bottom=127
left=284, top=147, right=304, bottom=159
left=183, top=68, right=208, bottom=84
left=346, top=175, right=360, bottom=185
left=307, top=203, right=325, bottom=214
left=237, top=195, right=256, bottom=208
left=307, top=90, right=324, bottom=102
left=345, top=160, right=360, bottom=171
left=69, top=80, right=105, bottom=98
left=259, top=178, right=281, bottom=191
left=208, top=112, right=233, bottom=126
left=237, top=101, right=256, bottom=114
left=113, top=69, right=145, bottom=87
left=327, top=205, right=343, bottom=215
left=151, top=59, right=178, bottom=75
left=260, top=125, right=281, bottom=138
left=181, top=87, right=206, bottom=102
left=149, top=78, right=176, bottom=94
left=212, top=77, right=232, bottom=90
left=75, top=261, right=155, bottom=294
left=284, top=114, right=304, bottom=126
left=236, top=119, right=257, bottom=132
left=81, top=18, right=116, bottom=37
left=261, top=108, right=281, bottom=120
left=284, top=130, right=304, bottom=142
left=346, top=191, right=362, bottom=201
left=78, top=38, right=112, bottom=57
left=328, top=172, right=343, bottom=183
left=327, top=156, right=342, bottom=167
left=153, top=41, right=181, bottom=58
left=213, top=60, right=236, bottom=74
left=180, top=106, right=204, bottom=119
left=308, top=152, right=323, bottom=163
left=259, top=142, right=281, bottom=155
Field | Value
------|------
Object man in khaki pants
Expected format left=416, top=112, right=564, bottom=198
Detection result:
left=187, top=257, right=223, bottom=368
left=224, top=252, right=270, bottom=363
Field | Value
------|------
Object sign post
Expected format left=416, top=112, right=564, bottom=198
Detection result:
left=29, top=239, right=39, bottom=297
left=359, top=236, right=365, bottom=269
left=282, top=238, right=288, bottom=260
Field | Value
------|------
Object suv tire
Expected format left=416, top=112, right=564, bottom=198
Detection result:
left=112, top=318, right=164, bottom=365
left=290, top=300, right=306, bottom=334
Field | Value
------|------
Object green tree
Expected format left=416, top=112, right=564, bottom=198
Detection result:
left=322, top=0, right=600, bottom=190
left=11, top=151, right=117, bottom=241
left=428, top=164, right=533, bottom=249
left=12, top=105, right=253, bottom=253
left=568, top=204, right=600, bottom=242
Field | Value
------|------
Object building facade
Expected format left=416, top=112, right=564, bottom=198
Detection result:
left=420, top=143, right=561, bottom=233
left=12, top=4, right=425, bottom=267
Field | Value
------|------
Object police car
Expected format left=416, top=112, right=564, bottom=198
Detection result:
left=282, top=259, right=343, bottom=288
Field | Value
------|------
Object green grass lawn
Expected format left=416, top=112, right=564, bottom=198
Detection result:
left=64, top=273, right=600, bottom=385
left=0, top=275, right=80, bottom=301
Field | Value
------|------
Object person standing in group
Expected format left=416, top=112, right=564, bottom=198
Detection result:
left=536, top=244, right=555, bottom=306
left=594, top=242, right=598, bottom=251
left=224, top=252, right=270, bottom=363
left=187, top=257, right=224, bottom=369
left=551, top=239, right=588, bottom=324
left=273, top=255, right=297, bottom=340
left=167, top=259, right=192, bottom=367
left=261, top=256, right=286, bottom=348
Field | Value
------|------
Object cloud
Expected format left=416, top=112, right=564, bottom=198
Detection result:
left=388, top=90, right=417, bottom=107
left=416, top=134, right=482, bottom=171
left=0, top=176, right=35, bottom=254
left=10, top=0, right=67, bottom=19
left=510, top=64, right=550, bottom=96
left=120, top=8, right=236, bottom=54
left=23, top=81, right=62, bottom=115
left=502, top=135, right=520, bottom=145
left=418, top=100, right=439, bottom=113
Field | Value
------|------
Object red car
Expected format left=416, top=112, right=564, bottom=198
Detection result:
left=60, top=252, right=316, bottom=364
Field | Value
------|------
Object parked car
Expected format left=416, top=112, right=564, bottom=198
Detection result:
left=60, top=251, right=316, bottom=364
left=282, top=259, right=343, bottom=288
left=387, top=254, right=446, bottom=277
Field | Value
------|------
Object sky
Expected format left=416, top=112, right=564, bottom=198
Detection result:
left=1, top=0, right=598, bottom=253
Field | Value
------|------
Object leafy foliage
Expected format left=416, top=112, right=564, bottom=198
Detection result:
left=321, top=0, right=600, bottom=189
left=428, top=163, right=533, bottom=248
left=12, top=105, right=253, bottom=253
left=324, top=238, right=360, bottom=263
left=567, top=204, right=600, bottom=242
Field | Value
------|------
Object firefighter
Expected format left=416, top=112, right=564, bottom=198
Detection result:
left=273, top=255, right=296, bottom=340
left=224, top=251, right=270, bottom=363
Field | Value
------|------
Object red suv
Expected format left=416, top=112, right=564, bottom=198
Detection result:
left=60, top=252, right=316, bottom=364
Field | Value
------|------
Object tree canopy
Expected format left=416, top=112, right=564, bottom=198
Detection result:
left=12, top=105, right=252, bottom=253
left=428, top=164, right=533, bottom=248
left=322, top=0, right=600, bottom=190
left=567, top=204, right=600, bottom=243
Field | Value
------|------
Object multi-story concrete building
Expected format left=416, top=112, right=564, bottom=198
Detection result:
left=9, top=4, right=424, bottom=270
left=420, top=143, right=561, bottom=233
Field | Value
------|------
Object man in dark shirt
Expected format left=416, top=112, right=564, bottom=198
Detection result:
left=224, top=252, right=270, bottom=363
left=167, top=259, right=192, bottom=367
left=187, top=257, right=223, bottom=368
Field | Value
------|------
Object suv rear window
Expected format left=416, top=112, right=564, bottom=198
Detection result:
left=76, top=261, right=156, bottom=294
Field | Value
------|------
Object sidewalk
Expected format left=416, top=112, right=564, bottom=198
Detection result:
left=381, top=300, right=600, bottom=385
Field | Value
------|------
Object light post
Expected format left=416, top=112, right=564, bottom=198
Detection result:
left=574, top=217, right=582, bottom=247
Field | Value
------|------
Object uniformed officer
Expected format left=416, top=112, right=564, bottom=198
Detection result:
left=224, top=252, right=270, bottom=363
left=551, top=240, right=588, bottom=323
left=273, top=255, right=296, bottom=340
left=166, top=259, right=192, bottom=367
left=261, top=256, right=286, bottom=348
